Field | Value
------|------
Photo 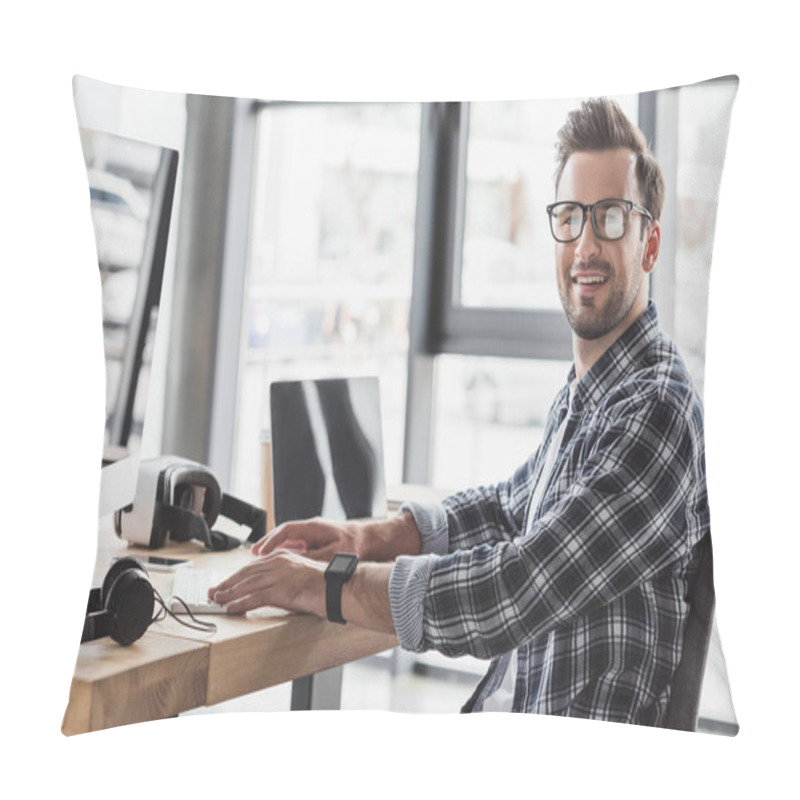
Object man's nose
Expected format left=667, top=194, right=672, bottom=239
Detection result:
left=574, top=216, right=601, bottom=262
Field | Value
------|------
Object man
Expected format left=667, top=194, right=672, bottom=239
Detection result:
left=210, top=98, right=711, bottom=726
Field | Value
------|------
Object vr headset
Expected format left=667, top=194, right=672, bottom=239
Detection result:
left=114, top=456, right=266, bottom=551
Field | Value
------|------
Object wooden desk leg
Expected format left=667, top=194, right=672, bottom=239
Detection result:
left=290, top=666, right=344, bottom=710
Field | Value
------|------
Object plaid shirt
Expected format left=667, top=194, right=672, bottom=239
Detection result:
left=389, top=303, right=710, bottom=725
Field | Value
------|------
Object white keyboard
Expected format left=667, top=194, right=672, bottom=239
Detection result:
left=169, top=569, right=229, bottom=615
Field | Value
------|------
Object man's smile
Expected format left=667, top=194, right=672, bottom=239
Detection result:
left=572, top=274, right=608, bottom=285
left=569, top=268, right=610, bottom=297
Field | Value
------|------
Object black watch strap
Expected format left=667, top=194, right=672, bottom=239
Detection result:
left=324, top=553, right=359, bottom=625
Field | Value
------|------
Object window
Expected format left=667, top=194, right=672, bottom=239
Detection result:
left=672, top=79, right=738, bottom=397
left=432, top=354, right=571, bottom=488
left=231, top=103, right=421, bottom=503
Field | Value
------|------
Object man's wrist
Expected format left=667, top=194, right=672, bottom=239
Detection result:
left=360, top=512, right=421, bottom=561
left=294, top=558, right=327, bottom=619
left=398, top=501, right=448, bottom=556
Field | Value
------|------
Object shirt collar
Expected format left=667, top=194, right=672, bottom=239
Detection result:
left=567, top=301, right=660, bottom=414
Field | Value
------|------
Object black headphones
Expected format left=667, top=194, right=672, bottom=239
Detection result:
left=81, top=557, right=216, bottom=646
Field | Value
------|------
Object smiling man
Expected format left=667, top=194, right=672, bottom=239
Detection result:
left=210, top=98, right=711, bottom=727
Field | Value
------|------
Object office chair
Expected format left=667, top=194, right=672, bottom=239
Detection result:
left=663, top=533, right=715, bottom=731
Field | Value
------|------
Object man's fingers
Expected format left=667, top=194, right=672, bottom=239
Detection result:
left=211, top=565, right=278, bottom=606
left=208, top=555, right=276, bottom=596
left=251, top=525, right=293, bottom=555
left=224, top=590, right=275, bottom=615
left=251, top=519, right=326, bottom=556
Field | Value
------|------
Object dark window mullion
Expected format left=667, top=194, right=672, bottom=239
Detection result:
left=424, top=102, right=469, bottom=354
left=403, top=102, right=464, bottom=483
left=441, top=306, right=572, bottom=360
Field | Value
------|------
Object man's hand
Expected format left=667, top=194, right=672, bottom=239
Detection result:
left=208, top=550, right=326, bottom=617
left=250, top=512, right=422, bottom=563
left=207, top=548, right=397, bottom=636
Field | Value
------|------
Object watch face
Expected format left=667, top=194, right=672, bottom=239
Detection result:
left=327, top=553, right=358, bottom=578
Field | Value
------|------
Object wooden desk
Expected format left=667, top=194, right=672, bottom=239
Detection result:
left=62, top=632, right=209, bottom=735
left=62, top=523, right=398, bottom=735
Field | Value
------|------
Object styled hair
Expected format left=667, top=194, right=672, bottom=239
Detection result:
left=554, top=97, right=665, bottom=224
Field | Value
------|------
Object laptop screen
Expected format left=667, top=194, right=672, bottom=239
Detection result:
left=270, top=377, right=387, bottom=525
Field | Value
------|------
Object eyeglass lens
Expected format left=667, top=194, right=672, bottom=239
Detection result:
left=552, top=201, right=627, bottom=241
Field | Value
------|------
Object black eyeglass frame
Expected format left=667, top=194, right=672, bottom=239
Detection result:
left=545, top=198, right=654, bottom=243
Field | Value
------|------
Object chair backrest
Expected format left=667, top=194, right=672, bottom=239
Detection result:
left=663, top=533, right=715, bottom=731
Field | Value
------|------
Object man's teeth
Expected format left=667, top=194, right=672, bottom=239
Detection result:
left=574, top=275, right=607, bottom=284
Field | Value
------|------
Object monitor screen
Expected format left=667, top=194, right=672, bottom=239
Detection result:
left=79, top=127, right=179, bottom=518
left=270, top=376, right=388, bottom=525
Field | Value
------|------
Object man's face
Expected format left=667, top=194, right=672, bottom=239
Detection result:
left=555, top=148, right=656, bottom=342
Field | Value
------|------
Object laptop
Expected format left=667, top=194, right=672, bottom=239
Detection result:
left=269, top=376, right=388, bottom=525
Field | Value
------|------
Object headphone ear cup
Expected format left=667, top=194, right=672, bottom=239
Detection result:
left=104, top=568, right=155, bottom=646
left=101, top=557, right=148, bottom=606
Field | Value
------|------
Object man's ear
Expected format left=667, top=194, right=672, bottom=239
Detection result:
left=642, top=222, right=660, bottom=273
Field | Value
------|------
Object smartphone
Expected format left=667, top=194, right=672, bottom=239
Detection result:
left=115, top=555, right=192, bottom=572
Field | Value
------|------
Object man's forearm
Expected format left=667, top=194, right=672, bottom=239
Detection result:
left=340, top=561, right=397, bottom=635
left=357, top=510, right=422, bottom=562
left=325, top=512, right=422, bottom=635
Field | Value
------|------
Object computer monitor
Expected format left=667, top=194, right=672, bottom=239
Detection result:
left=79, top=127, right=179, bottom=518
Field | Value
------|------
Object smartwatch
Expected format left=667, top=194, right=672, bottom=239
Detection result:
left=324, top=553, right=359, bottom=624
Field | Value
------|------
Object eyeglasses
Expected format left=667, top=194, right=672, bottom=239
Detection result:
left=546, top=198, right=653, bottom=243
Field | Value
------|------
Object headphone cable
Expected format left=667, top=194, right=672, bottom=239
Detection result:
left=151, top=588, right=218, bottom=634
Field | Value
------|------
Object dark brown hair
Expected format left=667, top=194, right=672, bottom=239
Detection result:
left=554, top=97, right=664, bottom=224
